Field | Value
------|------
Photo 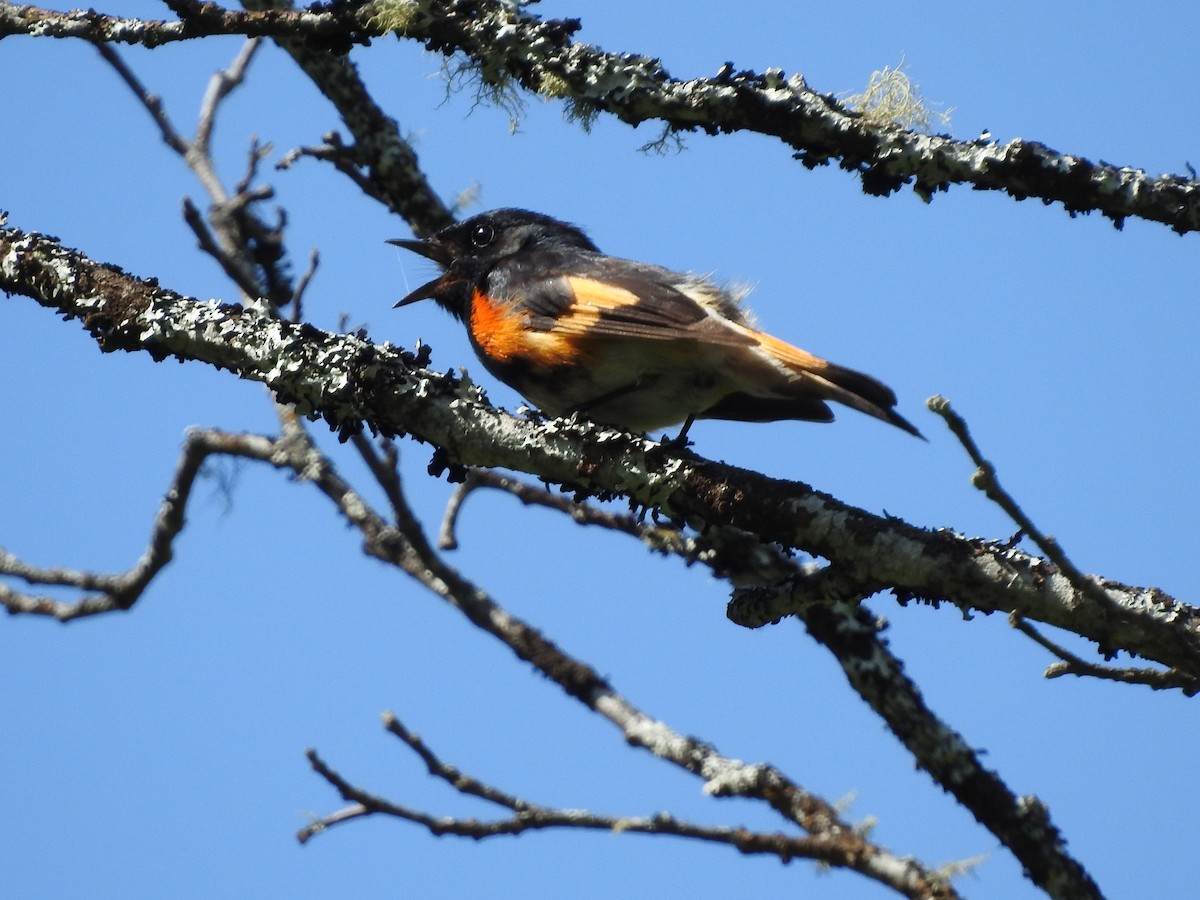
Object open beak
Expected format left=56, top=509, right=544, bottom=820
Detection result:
left=387, top=237, right=457, bottom=308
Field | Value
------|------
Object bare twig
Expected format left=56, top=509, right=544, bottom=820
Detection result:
left=1011, top=615, right=1200, bottom=695
left=290, top=248, right=319, bottom=323
left=182, top=196, right=264, bottom=299
left=928, top=396, right=1130, bottom=630
left=98, top=38, right=296, bottom=307
left=244, top=0, right=454, bottom=237
left=195, top=37, right=261, bottom=154
left=94, top=43, right=191, bottom=156
left=435, top=467, right=827, bottom=598
left=349, top=433, right=408, bottom=526
left=928, top=398, right=1200, bottom=695
left=298, top=721, right=957, bottom=896
left=436, top=468, right=692, bottom=555
left=1, top=428, right=221, bottom=620
left=277, top=135, right=406, bottom=217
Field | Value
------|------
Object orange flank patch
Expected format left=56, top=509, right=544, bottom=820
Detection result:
left=468, top=288, right=574, bottom=367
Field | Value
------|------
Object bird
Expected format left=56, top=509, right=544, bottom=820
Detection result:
left=389, top=208, right=921, bottom=440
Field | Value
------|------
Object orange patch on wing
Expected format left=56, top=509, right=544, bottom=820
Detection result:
left=469, top=288, right=575, bottom=367
left=564, top=276, right=643, bottom=311
left=540, top=277, right=639, bottom=338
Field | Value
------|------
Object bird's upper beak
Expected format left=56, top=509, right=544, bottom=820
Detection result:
left=388, top=237, right=458, bottom=308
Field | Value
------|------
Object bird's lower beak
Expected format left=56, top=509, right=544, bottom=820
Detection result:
left=388, top=237, right=456, bottom=308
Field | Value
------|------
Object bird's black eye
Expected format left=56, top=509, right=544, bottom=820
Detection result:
left=470, top=223, right=495, bottom=248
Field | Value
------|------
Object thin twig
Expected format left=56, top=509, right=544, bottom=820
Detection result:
left=349, top=434, right=407, bottom=525
left=243, top=0, right=454, bottom=236
left=382, top=713, right=534, bottom=811
left=435, top=468, right=797, bottom=587
left=277, top=136, right=397, bottom=212
left=94, top=43, right=191, bottom=157
left=437, top=468, right=660, bottom=550
left=99, top=37, right=295, bottom=306
left=1010, top=615, right=1200, bottom=695
left=181, top=197, right=263, bottom=299
left=1, top=427, right=221, bottom=620
left=929, top=395, right=1121, bottom=620
left=290, top=248, right=319, bottom=323
left=298, top=734, right=951, bottom=893
left=196, top=37, right=261, bottom=154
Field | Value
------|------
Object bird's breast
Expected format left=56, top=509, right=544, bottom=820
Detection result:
left=467, top=287, right=574, bottom=368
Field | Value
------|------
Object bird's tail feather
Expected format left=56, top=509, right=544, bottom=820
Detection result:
left=751, top=329, right=924, bottom=438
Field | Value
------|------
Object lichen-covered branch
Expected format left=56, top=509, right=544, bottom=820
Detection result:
left=0, top=1, right=367, bottom=46
left=389, top=0, right=1200, bottom=232
left=3, top=222, right=1196, bottom=683
left=437, top=470, right=1103, bottom=898
left=5, top=0, right=1197, bottom=232
left=800, top=600, right=1100, bottom=899
left=195, top=408, right=956, bottom=898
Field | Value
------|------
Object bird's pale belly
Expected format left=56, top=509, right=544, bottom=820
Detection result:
left=515, top=341, right=732, bottom=432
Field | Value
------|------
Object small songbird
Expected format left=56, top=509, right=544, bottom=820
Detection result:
left=390, top=209, right=921, bottom=439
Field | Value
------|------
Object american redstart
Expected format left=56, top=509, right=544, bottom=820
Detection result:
left=390, top=209, right=921, bottom=440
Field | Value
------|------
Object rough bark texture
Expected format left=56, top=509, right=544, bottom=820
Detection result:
left=2, top=0, right=1196, bottom=232
left=4, top=222, right=1196, bottom=688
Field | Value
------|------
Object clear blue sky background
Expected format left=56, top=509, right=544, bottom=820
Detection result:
left=3, top=2, right=1197, bottom=897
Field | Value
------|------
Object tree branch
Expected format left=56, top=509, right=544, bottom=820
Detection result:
left=245, top=0, right=455, bottom=238
left=5, top=0, right=1197, bottom=231
left=0, top=426, right=228, bottom=620
left=0, top=1, right=369, bottom=46
left=3, top=222, right=1196, bottom=682
left=799, top=599, right=1100, bottom=898
left=297, top=717, right=962, bottom=899
left=0, top=207, right=1112, bottom=893
left=1011, top=615, right=1200, bottom=695
left=427, top=470, right=1104, bottom=898
left=169, top=412, right=958, bottom=898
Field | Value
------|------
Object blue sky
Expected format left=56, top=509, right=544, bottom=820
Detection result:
left=3, top=1, right=1197, bottom=897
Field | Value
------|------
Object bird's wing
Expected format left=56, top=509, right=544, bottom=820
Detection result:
left=509, top=257, right=922, bottom=437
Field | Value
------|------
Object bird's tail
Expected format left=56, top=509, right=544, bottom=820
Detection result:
left=741, top=328, right=924, bottom=438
